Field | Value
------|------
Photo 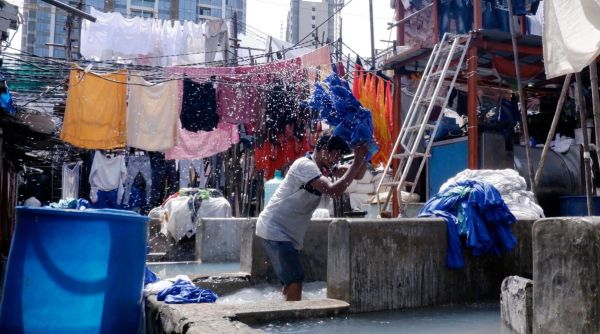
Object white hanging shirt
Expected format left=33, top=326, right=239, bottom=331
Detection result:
left=89, top=151, right=127, bottom=204
left=127, top=75, right=179, bottom=151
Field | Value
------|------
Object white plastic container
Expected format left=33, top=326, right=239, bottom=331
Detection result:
left=264, top=170, right=283, bottom=208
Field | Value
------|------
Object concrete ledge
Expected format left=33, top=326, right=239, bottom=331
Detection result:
left=501, top=276, right=533, bottom=334
left=533, top=217, right=600, bottom=334
left=145, top=295, right=349, bottom=334
left=196, top=218, right=246, bottom=262
left=328, top=218, right=535, bottom=313
left=240, top=219, right=331, bottom=283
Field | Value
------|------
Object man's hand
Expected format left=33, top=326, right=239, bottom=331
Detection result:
left=353, top=142, right=369, bottom=163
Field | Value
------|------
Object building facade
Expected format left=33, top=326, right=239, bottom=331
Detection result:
left=286, top=0, right=341, bottom=46
left=20, top=0, right=245, bottom=58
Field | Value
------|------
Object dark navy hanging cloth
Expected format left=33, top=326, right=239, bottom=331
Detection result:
left=180, top=78, right=219, bottom=132
left=418, top=180, right=517, bottom=269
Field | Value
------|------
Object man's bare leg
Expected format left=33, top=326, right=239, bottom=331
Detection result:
left=282, top=282, right=302, bottom=301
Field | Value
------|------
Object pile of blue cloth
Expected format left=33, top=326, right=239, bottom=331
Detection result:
left=156, top=279, right=218, bottom=304
left=144, top=267, right=218, bottom=304
left=307, top=73, right=378, bottom=159
left=418, top=180, right=517, bottom=269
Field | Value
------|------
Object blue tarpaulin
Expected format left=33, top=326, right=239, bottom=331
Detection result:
left=308, top=73, right=379, bottom=159
left=418, top=180, right=517, bottom=269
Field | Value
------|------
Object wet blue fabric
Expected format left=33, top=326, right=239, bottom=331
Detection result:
left=156, top=279, right=218, bottom=304
left=95, top=189, right=120, bottom=209
left=0, top=88, right=16, bottom=115
left=144, top=266, right=159, bottom=285
left=418, top=180, right=517, bottom=269
left=308, top=73, right=379, bottom=159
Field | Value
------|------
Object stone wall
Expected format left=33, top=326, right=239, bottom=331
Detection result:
left=533, top=217, right=600, bottom=334
left=327, top=218, right=535, bottom=312
left=196, top=218, right=245, bottom=262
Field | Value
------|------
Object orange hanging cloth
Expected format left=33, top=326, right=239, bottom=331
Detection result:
left=61, top=68, right=128, bottom=149
left=371, top=78, right=393, bottom=166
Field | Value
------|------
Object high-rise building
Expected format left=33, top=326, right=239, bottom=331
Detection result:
left=20, top=0, right=246, bottom=58
left=286, top=0, right=341, bottom=46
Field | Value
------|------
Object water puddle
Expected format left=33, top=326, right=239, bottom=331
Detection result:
left=146, top=261, right=240, bottom=278
left=257, top=303, right=517, bottom=334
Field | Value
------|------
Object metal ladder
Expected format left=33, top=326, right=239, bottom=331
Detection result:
left=376, top=33, right=471, bottom=215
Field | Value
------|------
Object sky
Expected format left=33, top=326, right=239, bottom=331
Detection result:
left=6, top=0, right=396, bottom=58
left=247, top=0, right=396, bottom=58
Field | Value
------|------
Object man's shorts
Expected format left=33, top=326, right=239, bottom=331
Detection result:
left=259, top=237, right=304, bottom=286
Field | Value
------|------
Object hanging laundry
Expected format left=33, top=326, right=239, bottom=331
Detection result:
left=180, top=78, right=219, bottom=133
left=180, top=21, right=205, bottom=65
left=254, top=136, right=312, bottom=180
left=62, top=161, right=82, bottom=200
left=61, top=69, right=127, bottom=149
left=127, top=76, right=179, bottom=151
left=371, top=78, right=393, bottom=166
left=81, top=8, right=154, bottom=61
left=543, top=0, right=600, bottom=79
left=179, top=159, right=207, bottom=189
left=166, top=122, right=239, bottom=160
left=123, top=154, right=153, bottom=208
left=81, top=8, right=227, bottom=66
left=89, top=151, right=127, bottom=207
left=309, top=73, right=379, bottom=160
left=160, top=20, right=184, bottom=67
left=216, top=76, right=258, bottom=126
left=204, top=20, right=228, bottom=63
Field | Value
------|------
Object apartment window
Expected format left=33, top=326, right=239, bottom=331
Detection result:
left=311, top=24, right=315, bottom=28
left=311, top=15, right=315, bottom=20
left=198, top=6, right=211, bottom=16
left=131, top=8, right=154, bottom=18
left=312, top=7, right=315, bottom=11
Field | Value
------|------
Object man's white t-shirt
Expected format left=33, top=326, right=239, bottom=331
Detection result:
left=256, top=156, right=322, bottom=249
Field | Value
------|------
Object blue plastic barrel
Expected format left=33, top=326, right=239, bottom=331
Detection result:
left=0, top=207, right=149, bottom=333
left=559, top=196, right=600, bottom=216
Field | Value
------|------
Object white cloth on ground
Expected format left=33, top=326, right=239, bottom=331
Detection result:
left=440, top=169, right=545, bottom=219
left=143, top=275, right=192, bottom=296
left=88, top=151, right=127, bottom=204
left=543, top=0, right=600, bottom=79
left=127, top=76, right=179, bottom=151
left=162, top=195, right=233, bottom=242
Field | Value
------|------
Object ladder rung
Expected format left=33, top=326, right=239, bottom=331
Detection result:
left=420, top=96, right=445, bottom=105
left=429, top=69, right=457, bottom=78
left=381, top=181, right=417, bottom=188
left=393, top=152, right=430, bottom=159
left=405, top=124, right=435, bottom=132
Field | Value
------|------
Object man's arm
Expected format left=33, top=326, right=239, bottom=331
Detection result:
left=309, top=143, right=368, bottom=197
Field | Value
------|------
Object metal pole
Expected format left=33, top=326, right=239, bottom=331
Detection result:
left=467, top=0, right=481, bottom=169
left=534, top=74, right=572, bottom=187
left=232, top=11, right=238, bottom=65
left=575, top=72, right=595, bottom=215
left=590, top=61, right=600, bottom=177
left=369, top=0, right=376, bottom=70
left=507, top=0, right=535, bottom=192
left=40, top=0, right=96, bottom=22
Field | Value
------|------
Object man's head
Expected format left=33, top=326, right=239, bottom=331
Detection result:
left=314, top=130, right=350, bottom=170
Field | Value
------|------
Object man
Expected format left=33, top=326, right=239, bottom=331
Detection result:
left=256, top=131, right=368, bottom=301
